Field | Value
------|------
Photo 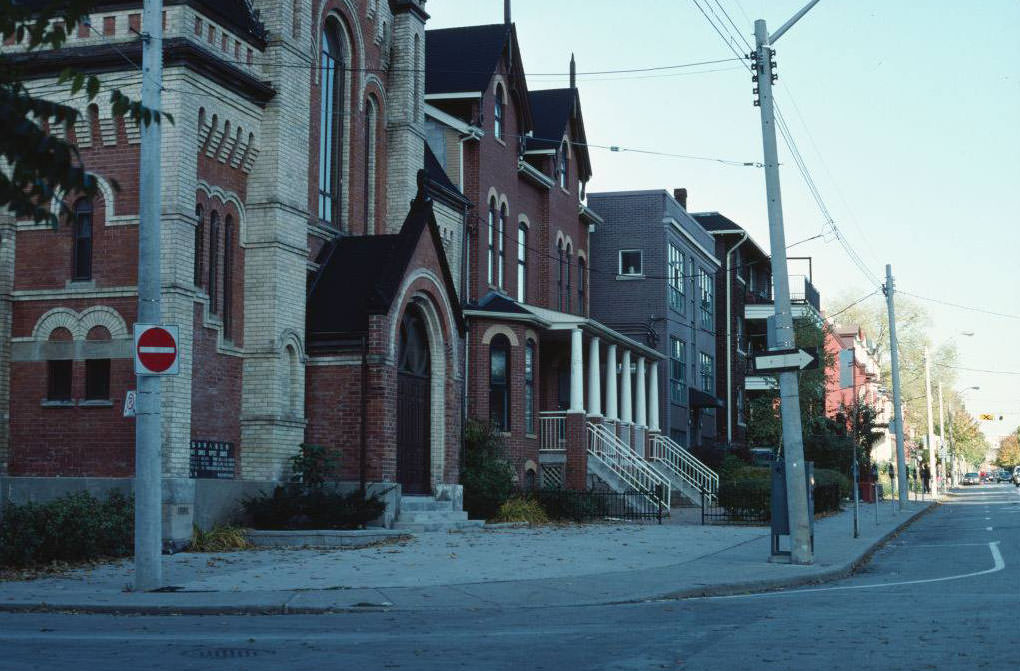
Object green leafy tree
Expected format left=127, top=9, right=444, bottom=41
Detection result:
left=994, top=432, right=1020, bottom=469
left=745, top=317, right=835, bottom=449
left=1, top=0, right=167, bottom=223
left=841, top=399, right=882, bottom=475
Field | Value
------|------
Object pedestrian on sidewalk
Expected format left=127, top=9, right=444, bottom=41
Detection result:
left=921, top=463, right=932, bottom=495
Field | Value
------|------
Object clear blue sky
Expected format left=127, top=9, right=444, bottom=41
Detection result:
left=426, top=0, right=1020, bottom=442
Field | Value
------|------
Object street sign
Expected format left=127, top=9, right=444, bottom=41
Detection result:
left=753, top=347, right=819, bottom=374
left=134, top=324, right=180, bottom=375
left=123, top=390, right=137, bottom=417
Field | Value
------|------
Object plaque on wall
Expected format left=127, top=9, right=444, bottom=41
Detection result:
left=189, top=440, right=236, bottom=479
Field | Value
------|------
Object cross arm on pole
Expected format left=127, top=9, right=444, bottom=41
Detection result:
left=768, top=0, right=823, bottom=45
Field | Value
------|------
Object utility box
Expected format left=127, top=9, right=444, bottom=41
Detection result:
left=771, top=460, right=814, bottom=559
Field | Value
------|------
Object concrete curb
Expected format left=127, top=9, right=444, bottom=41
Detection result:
left=0, top=502, right=936, bottom=616
left=658, top=500, right=937, bottom=601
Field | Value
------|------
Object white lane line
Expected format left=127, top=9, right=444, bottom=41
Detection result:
left=987, top=527, right=994, bottom=531
left=702, top=542, right=1004, bottom=600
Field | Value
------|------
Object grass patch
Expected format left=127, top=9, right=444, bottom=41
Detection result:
left=190, top=525, right=253, bottom=552
left=493, top=496, right=549, bottom=524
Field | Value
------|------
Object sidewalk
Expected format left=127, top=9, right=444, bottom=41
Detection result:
left=0, top=498, right=934, bottom=614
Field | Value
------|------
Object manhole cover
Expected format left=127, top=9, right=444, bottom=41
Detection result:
left=182, top=648, right=276, bottom=659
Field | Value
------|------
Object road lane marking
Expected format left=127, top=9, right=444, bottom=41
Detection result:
left=987, top=527, right=993, bottom=531
left=701, top=542, right=1004, bottom=600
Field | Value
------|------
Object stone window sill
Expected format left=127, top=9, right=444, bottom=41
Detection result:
left=41, top=400, right=74, bottom=407
left=524, top=433, right=537, bottom=440
left=80, top=399, right=114, bottom=407
left=616, top=274, right=645, bottom=280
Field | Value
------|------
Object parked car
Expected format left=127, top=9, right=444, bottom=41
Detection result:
left=962, top=472, right=980, bottom=486
left=999, top=471, right=1013, bottom=483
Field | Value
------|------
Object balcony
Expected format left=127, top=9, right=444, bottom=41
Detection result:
left=744, top=275, right=821, bottom=321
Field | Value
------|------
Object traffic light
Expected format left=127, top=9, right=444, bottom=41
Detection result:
left=979, top=413, right=994, bottom=421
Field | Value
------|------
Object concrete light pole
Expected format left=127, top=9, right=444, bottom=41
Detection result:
left=884, top=265, right=908, bottom=507
left=134, top=0, right=164, bottom=592
left=923, top=347, right=937, bottom=498
left=751, top=0, right=822, bottom=564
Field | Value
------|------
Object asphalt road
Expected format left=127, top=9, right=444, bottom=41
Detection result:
left=1, top=485, right=1015, bottom=671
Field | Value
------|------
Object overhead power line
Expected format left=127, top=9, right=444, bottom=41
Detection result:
left=936, top=364, right=1020, bottom=376
left=896, top=291, right=1020, bottom=321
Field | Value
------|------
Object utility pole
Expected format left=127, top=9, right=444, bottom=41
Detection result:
left=885, top=264, right=908, bottom=507
left=751, top=0, right=821, bottom=564
left=938, top=383, right=946, bottom=488
left=923, top=346, right=937, bottom=498
left=135, top=0, right=164, bottom=592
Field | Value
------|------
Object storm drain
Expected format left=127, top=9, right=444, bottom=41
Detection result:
left=182, top=648, right=277, bottom=659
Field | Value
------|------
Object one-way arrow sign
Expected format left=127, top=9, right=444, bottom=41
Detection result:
left=753, top=347, right=820, bottom=373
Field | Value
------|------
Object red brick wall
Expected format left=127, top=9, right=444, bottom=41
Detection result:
left=189, top=303, right=243, bottom=474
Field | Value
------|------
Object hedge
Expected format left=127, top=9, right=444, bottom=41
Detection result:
left=0, top=491, right=133, bottom=568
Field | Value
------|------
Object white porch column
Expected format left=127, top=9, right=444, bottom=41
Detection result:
left=569, top=327, right=584, bottom=413
left=605, top=344, right=618, bottom=421
left=587, top=336, right=601, bottom=417
left=620, top=350, right=632, bottom=423
left=635, top=356, right=647, bottom=428
left=648, top=360, right=660, bottom=432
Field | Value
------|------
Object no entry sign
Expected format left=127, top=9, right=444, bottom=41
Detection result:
left=134, top=324, right=180, bottom=375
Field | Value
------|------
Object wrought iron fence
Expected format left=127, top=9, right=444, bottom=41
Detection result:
left=522, top=488, right=666, bottom=524
left=701, top=482, right=843, bottom=525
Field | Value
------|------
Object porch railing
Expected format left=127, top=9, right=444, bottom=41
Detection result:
left=587, top=422, right=670, bottom=509
left=539, top=411, right=566, bottom=451
left=648, top=434, right=719, bottom=503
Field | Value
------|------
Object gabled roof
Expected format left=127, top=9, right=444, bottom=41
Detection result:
left=425, top=23, right=533, bottom=131
left=526, top=87, right=593, bottom=181
left=307, top=183, right=464, bottom=340
left=425, top=24, right=512, bottom=96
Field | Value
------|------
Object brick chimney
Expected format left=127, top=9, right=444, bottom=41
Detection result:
left=673, top=188, right=688, bottom=209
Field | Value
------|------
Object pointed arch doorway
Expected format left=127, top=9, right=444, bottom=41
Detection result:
left=397, top=308, right=431, bottom=495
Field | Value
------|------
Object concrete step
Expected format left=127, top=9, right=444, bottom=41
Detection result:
left=397, top=510, right=469, bottom=524
left=399, top=497, right=455, bottom=512
left=392, top=520, right=485, bottom=533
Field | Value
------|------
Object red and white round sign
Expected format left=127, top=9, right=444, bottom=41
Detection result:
left=134, top=324, right=180, bottom=375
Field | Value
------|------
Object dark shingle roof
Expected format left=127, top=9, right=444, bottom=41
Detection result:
left=424, top=144, right=469, bottom=206
left=526, top=89, right=574, bottom=151
left=307, top=195, right=464, bottom=338
left=690, top=212, right=741, bottom=232
left=467, top=291, right=533, bottom=316
left=425, top=24, right=510, bottom=95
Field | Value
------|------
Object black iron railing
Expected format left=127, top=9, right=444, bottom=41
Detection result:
left=701, top=482, right=843, bottom=525
left=523, top=488, right=666, bottom=524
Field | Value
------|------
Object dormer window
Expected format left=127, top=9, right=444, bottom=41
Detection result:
left=559, top=141, right=569, bottom=189
left=494, top=84, right=505, bottom=141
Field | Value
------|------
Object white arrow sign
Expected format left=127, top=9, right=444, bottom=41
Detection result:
left=754, top=347, right=819, bottom=373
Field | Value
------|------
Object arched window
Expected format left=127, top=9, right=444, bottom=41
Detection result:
left=222, top=215, right=234, bottom=338
left=494, top=84, right=504, bottom=140
left=194, top=203, right=204, bottom=287
left=516, top=223, right=527, bottom=303
left=487, top=197, right=496, bottom=286
left=71, top=197, right=93, bottom=281
left=557, top=240, right=564, bottom=311
left=524, top=340, right=535, bottom=435
left=318, top=22, right=345, bottom=227
left=578, top=256, right=586, bottom=316
left=559, top=141, right=569, bottom=189
left=489, top=334, right=510, bottom=431
left=565, top=243, right=572, bottom=312
left=208, top=211, right=219, bottom=314
left=498, top=203, right=507, bottom=288
left=85, top=326, right=111, bottom=401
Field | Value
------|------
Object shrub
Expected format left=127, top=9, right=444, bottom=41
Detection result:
left=717, top=478, right=771, bottom=520
left=0, top=491, right=133, bottom=568
left=494, top=496, right=549, bottom=525
left=814, top=468, right=851, bottom=500
left=191, top=525, right=252, bottom=552
left=289, top=443, right=338, bottom=488
left=241, top=486, right=386, bottom=530
left=461, top=420, right=515, bottom=520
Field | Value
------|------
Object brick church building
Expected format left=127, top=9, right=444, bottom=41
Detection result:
left=0, top=0, right=470, bottom=539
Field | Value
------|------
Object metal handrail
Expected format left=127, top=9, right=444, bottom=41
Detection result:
left=539, top=412, right=567, bottom=451
left=648, top=434, right=719, bottom=502
left=587, top=422, right=671, bottom=509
